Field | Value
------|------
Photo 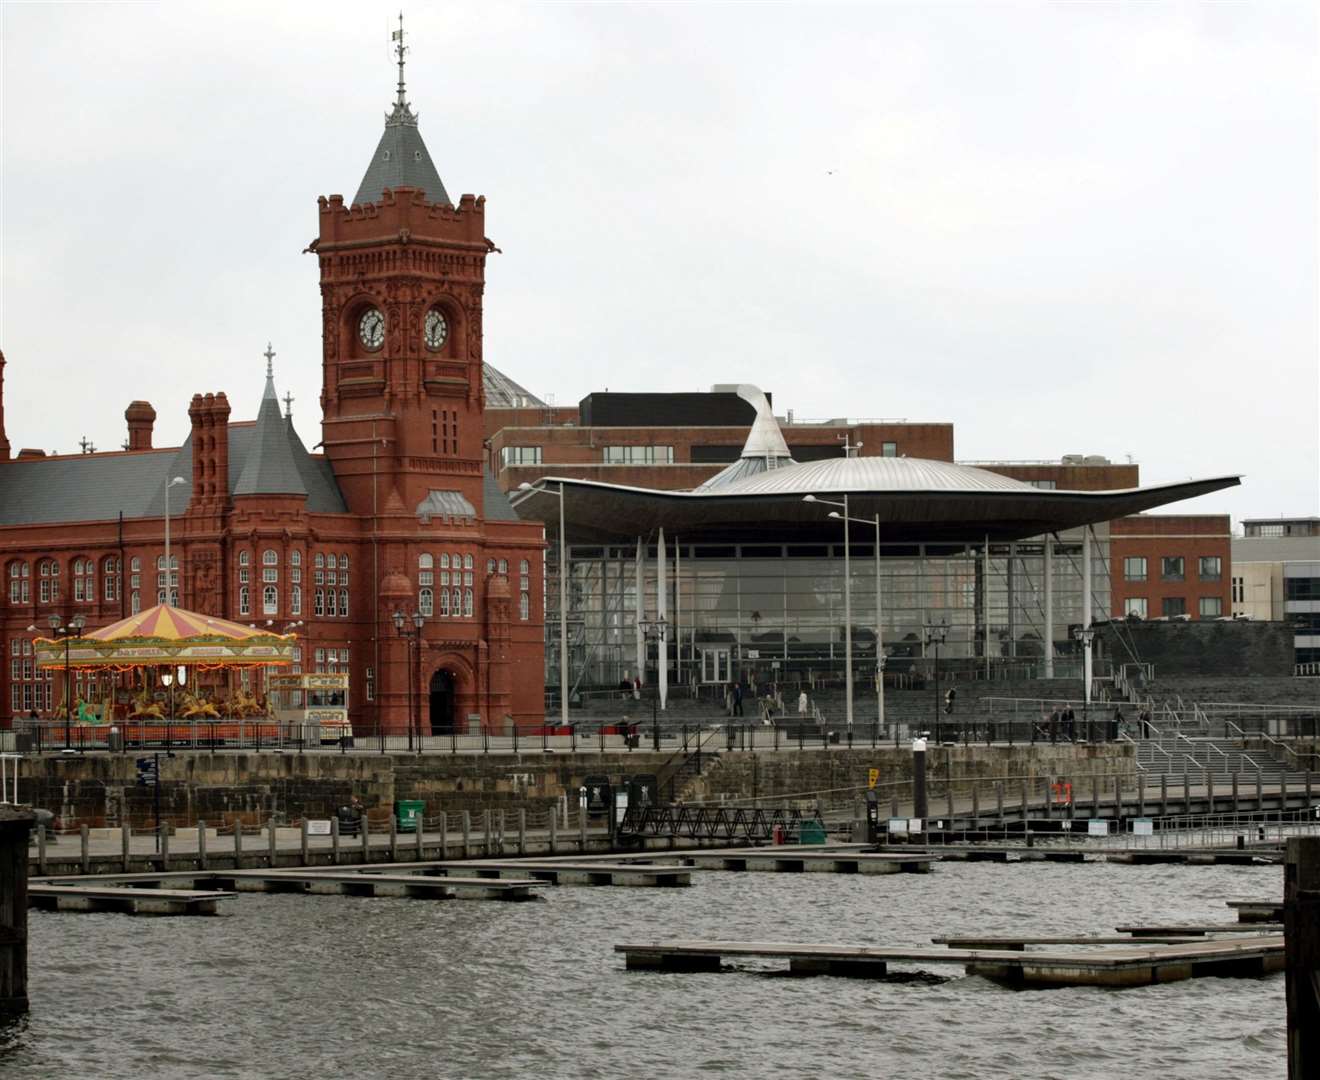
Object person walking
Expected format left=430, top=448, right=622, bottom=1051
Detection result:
left=724, top=684, right=734, bottom=717
left=797, top=690, right=808, bottom=718
left=1062, top=703, right=1075, bottom=742
left=733, top=683, right=744, bottom=717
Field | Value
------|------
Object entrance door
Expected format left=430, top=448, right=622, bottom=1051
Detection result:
left=700, top=649, right=730, bottom=684
left=428, top=670, right=455, bottom=735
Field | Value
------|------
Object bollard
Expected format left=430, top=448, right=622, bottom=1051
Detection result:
left=300, top=820, right=308, bottom=867
left=462, top=811, right=472, bottom=859
left=518, top=808, right=527, bottom=856
left=549, top=810, right=558, bottom=855
left=268, top=819, right=278, bottom=868
left=331, top=816, right=340, bottom=865
left=1285, top=836, right=1320, bottom=1079
left=199, top=821, right=208, bottom=871
left=360, top=815, right=370, bottom=863
left=122, top=822, right=131, bottom=872
left=439, top=812, right=448, bottom=860
left=912, top=736, right=929, bottom=823
left=80, top=824, right=90, bottom=874
left=389, top=816, right=398, bottom=864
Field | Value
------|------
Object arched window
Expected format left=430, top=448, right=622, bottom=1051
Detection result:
left=262, top=549, right=278, bottom=566
left=8, top=561, right=30, bottom=604
left=419, top=587, right=433, bottom=617
left=291, top=550, right=302, bottom=567
left=519, top=591, right=530, bottom=620
left=314, top=589, right=324, bottom=617
left=463, top=588, right=473, bottom=618
left=131, top=590, right=141, bottom=615
left=487, top=558, right=496, bottom=574
left=239, top=550, right=251, bottom=567
left=102, top=556, right=120, bottom=602
left=72, top=558, right=94, bottom=602
left=314, top=552, right=324, bottom=569
left=439, top=553, right=450, bottom=569
left=291, top=588, right=302, bottom=616
left=339, top=588, right=348, bottom=615
left=326, top=589, right=337, bottom=617
left=451, top=587, right=461, bottom=616
left=439, top=588, right=450, bottom=617
left=519, top=559, right=530, bottom=621
left=239, top=585, right=250, bottom=615
left=339, top=554, right=349, bottom=572
left=263, top=585, right=278, bottom=615
left=37, top=559, right=59, bottom=603
left=498, top=558, right=508, bottom=575
left=262, top=550, right=278, bottom=584
left=419, top=553, right=433, bottom=587
left=463, top=554, right=474, bottom=570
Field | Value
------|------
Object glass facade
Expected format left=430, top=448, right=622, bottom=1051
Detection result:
left=544, top=526, right=1110, bottom=691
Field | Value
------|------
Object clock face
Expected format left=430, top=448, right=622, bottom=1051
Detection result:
left=424, top=308, right=448, bottom=350
left=358, top=308, right=385, bottom=350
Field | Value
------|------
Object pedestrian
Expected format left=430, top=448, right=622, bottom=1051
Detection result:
left=1112, top=705, right=1123, bottom=742
left=733, top=683, right=744, bottom=717
left=724, top=684, right=734, bottom=717
left=1062, top=703, right=1075, bottom=742
left=632, top=674, right=641, bottom=701
left=797, top=690, right=808, bottom=718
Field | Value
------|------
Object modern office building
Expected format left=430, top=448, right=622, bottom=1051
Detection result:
left=1232, top=517, right=1320, bottom=669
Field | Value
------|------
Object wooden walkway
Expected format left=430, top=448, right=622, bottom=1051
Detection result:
left=33, top=869, right=544, bottom=902
left=610, top=847, right=934, bottom=875
left=386, top=860, right=692, bottom=887
left=880, top=844, right=1282, bottom=866
left=29, top=883, right=233, bottom=915
left=615, top=934, right=1284, bottom=988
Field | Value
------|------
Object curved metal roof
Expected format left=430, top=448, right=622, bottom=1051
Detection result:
left=717, top=456, right=1037, bottom=497
left=510, top=462, right=1242, bottom=544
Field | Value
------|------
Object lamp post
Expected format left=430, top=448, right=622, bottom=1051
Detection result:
left=802, top=494, right=855, bottom=732
left=163, top=476, right=188, bottom=604
left=392, top=609, right=425, bottom=751
left=808, top=498, right=888, bottom=737
left=519, top=481, right=569, bottom=729
left=1072, top=625, right=1096, bottom=742
left=924, top=623, right=949, bottom=744
left=639, top=613, right=668, bottom=750
left=47, top=613, right=87, bottom=750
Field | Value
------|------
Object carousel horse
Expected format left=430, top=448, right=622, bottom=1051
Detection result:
left=180, top=690, right=220, bottom=720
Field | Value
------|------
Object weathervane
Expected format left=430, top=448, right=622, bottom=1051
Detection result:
left=264, top=342, right=275, bottom=379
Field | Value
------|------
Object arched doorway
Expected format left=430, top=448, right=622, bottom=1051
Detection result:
left=429, top=670, right=456, bottom=735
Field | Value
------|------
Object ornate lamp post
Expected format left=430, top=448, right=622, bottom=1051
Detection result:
left=639, top=613, right=668, bottom=750
left=923, top=622, right=949, bottom=744
left=47, top=613, right=87, bottom=750
left=392, top=609, right=425, bottom=750
left=1072, top=625, right=1097, bottom=742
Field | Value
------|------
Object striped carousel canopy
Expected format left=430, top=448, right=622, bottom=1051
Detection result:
left=34, top=603, right=297, bottom=669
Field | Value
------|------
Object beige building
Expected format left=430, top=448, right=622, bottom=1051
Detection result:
left=1231, top=517, right=1320, bottom=669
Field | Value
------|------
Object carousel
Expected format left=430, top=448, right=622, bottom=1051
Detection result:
left=33, top=603, right=298, bottom=741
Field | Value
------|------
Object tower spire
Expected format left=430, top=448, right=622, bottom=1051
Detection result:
left=264, top=342, right=275, bottom=381
left=393, top=12, right=408, bottom=110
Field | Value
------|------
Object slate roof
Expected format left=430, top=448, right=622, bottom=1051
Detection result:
left=483, top=467, right=519, bottom=522
left=483, top=364, right=546, bottom=409
left=232, top=371, right=310, bottom=498
left=0, top=378, right=347, bottom=526
left=353, top=103, right=450, bottom=207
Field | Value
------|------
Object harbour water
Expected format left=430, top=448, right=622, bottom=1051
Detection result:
left=0, top=860, right=1287, bottom=1079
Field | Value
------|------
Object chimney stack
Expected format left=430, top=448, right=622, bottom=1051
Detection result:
left=125, top=400, right=156, bottom=451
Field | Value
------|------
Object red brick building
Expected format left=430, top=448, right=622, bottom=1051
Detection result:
left=1109, top=514, right=1233, bottom=621
left=0, top=48, right=545, bottom=733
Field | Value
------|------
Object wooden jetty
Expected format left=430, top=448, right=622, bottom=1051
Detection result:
left=29, top=883, right=232, bottom=916
left=33, top=869, right=544, bottom=902
left=1116, top=922, right=1283, bottom=937
left=611, top=848, right=933, bottom=875
left=341, top=859, right=692, bottom=887
left=879, top=844, right=1281, bottom=867
left=1229, top=900, right=1283, bottom=923
left=932, top=934, right=1209, bottom=949
left=615, top=934, right=1284, bottom=988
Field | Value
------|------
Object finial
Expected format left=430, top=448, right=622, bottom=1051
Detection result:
left=264, top=342, right=275, bottom=379
left=282, top=390, right=294, bottom=420
left=392, top=12, right=408, bottom=109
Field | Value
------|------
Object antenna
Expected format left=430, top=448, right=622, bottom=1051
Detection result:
left=392, top=12, right=408, bottom=109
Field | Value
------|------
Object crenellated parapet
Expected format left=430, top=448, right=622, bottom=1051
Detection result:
left=317, top=188, right=487, bottom=251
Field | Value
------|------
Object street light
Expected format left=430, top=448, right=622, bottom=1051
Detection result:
left=392, top=609, right=425, bottom=751
left=638, top=613, right=668, bottom=750
left=923, top=623, right=949, bottom=745
left=808, top=499, right=888, bottom=737
left=163, top=476, right=188, bottom=605
left=519, top=481, right=569, bottom=730
left=802, top=494, right=854, bottom=732
left=1072, top=625, right=1097, bottom=742
left=47, top=613, right=87, bottom=750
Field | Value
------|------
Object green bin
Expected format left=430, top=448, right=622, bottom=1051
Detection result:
left=395, top=799, right=425, bottom=833
left=797, top=820, right=827, bottom=845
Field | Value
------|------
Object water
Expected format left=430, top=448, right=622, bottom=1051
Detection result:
left=0, top=861, right=1288, bottom=1079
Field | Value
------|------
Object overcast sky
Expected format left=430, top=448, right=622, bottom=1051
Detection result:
left=2, top=1, right=1316, bottom=526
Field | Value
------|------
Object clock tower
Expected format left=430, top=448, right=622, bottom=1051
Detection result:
left=315, top=19, right=495, bottom=519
